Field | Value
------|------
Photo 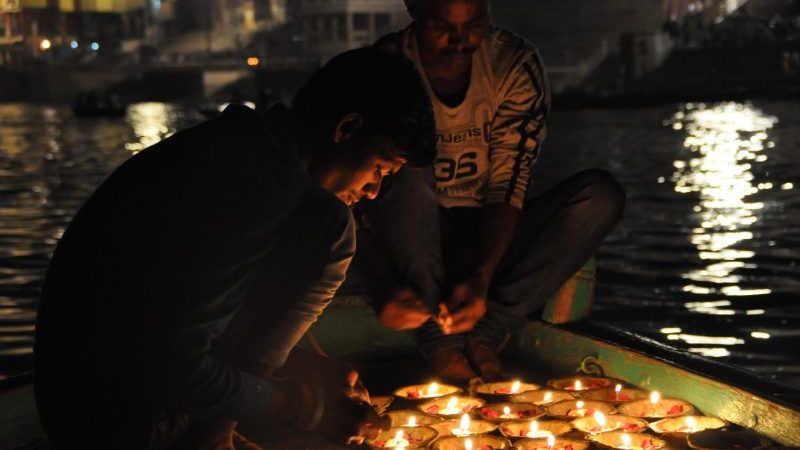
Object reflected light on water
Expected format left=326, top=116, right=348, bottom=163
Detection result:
left=667, top=102, right=778, bottom=356
left=666, top=334, right=745, bottom=345
left=125, top=103, right=177, bottom=153
left=660, top=327, right=682, bottom=334
left=688, top=348, right=731, bottom=358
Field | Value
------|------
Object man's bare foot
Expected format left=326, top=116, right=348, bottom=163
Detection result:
left=467, top=339, right=504, bottom=380
left=431, top=346, right=478, bottom=383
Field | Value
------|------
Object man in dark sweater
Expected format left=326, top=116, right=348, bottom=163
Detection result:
left=33, top=48, right=435, bottom=450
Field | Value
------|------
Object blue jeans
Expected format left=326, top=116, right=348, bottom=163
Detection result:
left=347, top=167, right=625, bottom=358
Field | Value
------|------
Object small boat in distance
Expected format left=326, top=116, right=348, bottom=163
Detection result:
left=72, top=91, right=126, bottom=119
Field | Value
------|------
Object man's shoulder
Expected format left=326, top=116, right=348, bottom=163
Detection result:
left=485, top=26, right=544, bottom=64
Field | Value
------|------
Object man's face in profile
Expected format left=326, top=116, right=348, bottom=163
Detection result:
left=414, top=0, right=490, bottom=67
left=316, top=135, right=407, bottom=206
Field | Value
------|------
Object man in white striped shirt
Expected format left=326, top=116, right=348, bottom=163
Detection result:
left=354, top=0, right=625, bottom=381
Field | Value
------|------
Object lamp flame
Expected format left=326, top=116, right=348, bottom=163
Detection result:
left=511, top=380, right=521, bottom=393
left=622, top=433, right=632, bottom=449
left=389, top=430, right=409, bottom=449
left=464, top=438, right=473, bottom=450
left=407, top=416, right=416, bottom=427
left=593, top=411, right=607, bottom=428
left=650, top=391, right=661, bottom=404
left=503, top=406, right=511, bottom=416
left=576, top=400, right=585, bottom=409
left=547, top=435, right=555, bottom=449
left=685, top=416, right=698, bottom=432
left=543, top=391, right=553, bottom=402
left=459, top=413, right=470, bottom=433
left=446, top=397, right=458, bottom=411
left=575, top=380, right=582, bottom=390
left=428, top=382, right=439, bottom=397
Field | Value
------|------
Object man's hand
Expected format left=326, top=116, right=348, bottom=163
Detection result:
left=182, top=419, right=265, bottom=450
left=436, top=278, right=488, bottom=335
left=232, top=431, right=264, bottom=450
left=277, top=349, right=389, bottom=443
left=279, top=348, right=368, bottom=402
left=316, top=386, right=391, bottom=444
left=378, top=287, right=432, bottom=330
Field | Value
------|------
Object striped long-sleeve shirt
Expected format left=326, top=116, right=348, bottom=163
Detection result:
left=378, top=25, right=550, bottom=209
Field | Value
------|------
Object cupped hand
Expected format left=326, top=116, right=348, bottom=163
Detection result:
left=436, top=278, right=488, bottom=334
left=316, top=389, right=391, bottom=444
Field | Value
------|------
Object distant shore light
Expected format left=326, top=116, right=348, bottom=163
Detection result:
left=70, top=40, right=78, bottom=49
left=40, top=39, right=52, bottom=51
left=91, top=42, right=100, bottom=51
left=247, top=56, right=260, bottom=67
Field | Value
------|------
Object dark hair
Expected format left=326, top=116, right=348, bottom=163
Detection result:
left=292, top=47, right=436, bottom=167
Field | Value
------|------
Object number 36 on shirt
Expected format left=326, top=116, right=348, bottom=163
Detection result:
left=435, top=152, right=479, bottom=182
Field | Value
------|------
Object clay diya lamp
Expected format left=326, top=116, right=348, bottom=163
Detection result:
left=575, top=384, right=649, bottom=405
left=649, top=415, right=727, bottom=437
left=511, top=389, right=575, bottom=406
left=571, top=411, right=648, bottom=435
left=686, top=429, right=773, bottom=450
left=387, top=410, right=442, bottom=428
left=478, top=402, right=545, bottom=422
left=429, top=413, right=498, bottom=437
left=473, top=380, right=541, bottom=401
left=371, top=395, right=395, bottom=414
left=434, top=435, right=512, bottom=450
left=589, top=431, right=667, bottom=450
left=545, top=399, right=617, bottom=420
left=368, top=426, right=439, bottom=449
left=419, top=395, right=486, bottom=418
left=548, top=376, right=620, bottom=393
left=513, top=436, right=590, bottom=450
left=617, top=391, right=695, bottom=419
left=395, top=382, right=462, bottom=401
left=499, top=419, right=572, bottom=440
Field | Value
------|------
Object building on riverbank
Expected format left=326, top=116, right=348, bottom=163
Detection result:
left=2, top=0, right=799, bottom=103
left=297, top=0, right=408, bottom=64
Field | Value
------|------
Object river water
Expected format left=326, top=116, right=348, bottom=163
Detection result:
left=0, top=101, right=798, bottom=388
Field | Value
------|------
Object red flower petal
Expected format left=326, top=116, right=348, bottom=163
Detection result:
left=667, top=404, right=684, bottom=416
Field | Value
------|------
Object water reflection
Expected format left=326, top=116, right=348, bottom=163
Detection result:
left=0, top=103, right=194, bottom=378
left=125, top=103, right=179, bottom=153
left=667, top=102, right=778, bottom=353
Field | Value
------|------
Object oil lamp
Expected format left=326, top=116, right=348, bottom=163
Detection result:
left=452, top=414, right=471, bottom=437
left=527, top=420, right=552, bottom=438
